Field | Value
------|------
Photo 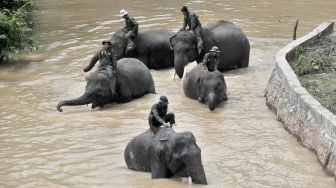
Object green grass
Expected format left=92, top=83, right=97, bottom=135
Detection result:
left=291, top=34, right=336, bottom=114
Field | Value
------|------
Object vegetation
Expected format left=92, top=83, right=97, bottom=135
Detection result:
left=0, top=0, right=36, bottom=61
left=291, top=34, right=336, bottom=114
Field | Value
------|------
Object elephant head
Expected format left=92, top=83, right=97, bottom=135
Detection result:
left=151, top=129, right=207, bottom=184
left=57, top=71, right=113, bottom=112
left=110, top=30, right=128, bottom=60
left=198, top=71, right=227, bottom=111
left=170, top=31, right=199, bottom=78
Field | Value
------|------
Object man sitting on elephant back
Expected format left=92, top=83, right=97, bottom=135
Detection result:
left=198, top=46, right=220, bottom=102
left=148, top=96, right=176, bottom=135
left=83, top=40, right=117, bottom=97
left=120, top=9, right=138, bottom=53
left=180, top=5, right=203, bottom=55
left=201, top=46, right=220, bottom=72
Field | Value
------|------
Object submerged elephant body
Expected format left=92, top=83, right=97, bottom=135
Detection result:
left=171, top=20, right=250, bottom=78
left=57, top=58, right=155, bottom=112
left=111, top=29, right=175, bottom=69
left=124, top=128, right=207, bottom=184
left=183, top=64, right=227, bottom=111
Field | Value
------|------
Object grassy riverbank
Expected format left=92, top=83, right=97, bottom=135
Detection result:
left=290, top=33, right=336, bottom=114
left=0, top=0, right=36, bottom=62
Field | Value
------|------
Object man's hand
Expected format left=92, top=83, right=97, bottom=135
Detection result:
left=163, top=123, right=170, bottom=128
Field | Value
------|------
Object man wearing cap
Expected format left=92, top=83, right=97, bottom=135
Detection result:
left=148, top=96, right=176, bottom=135
left=180, top=5, right=203, bottom=55
left=120, top=9, right=138, bottom=51
left=198, top=46, right=220, bottom=102
left=202, top=46, right=220, bottom=72
left=83, top=40, right=117, bottom=96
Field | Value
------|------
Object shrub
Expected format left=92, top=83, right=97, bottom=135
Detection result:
left=0, top=0, right=36, bottom=61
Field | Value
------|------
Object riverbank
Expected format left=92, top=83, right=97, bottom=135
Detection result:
left=290, top=33, right=336, bottom=114
left=265, top=21, right=336, bottom=177
left=0, top=0, right=36, bottom=61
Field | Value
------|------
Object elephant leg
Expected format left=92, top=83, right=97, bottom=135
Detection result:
left=92, top=103, right=98, bottom=109
left=239, top=43, right=250, bottom=68
left=117, top=84, right=132, bottom=103
left=138, top=53, right=150, bottom=68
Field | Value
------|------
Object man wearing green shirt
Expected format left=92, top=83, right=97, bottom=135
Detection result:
left=180, top=5, right=203, bottom=55
left=83, top=40, right=117, bottom=96
left=148, top=96, right=176, bottom=135
left=120, top=9, right=138, bottom=52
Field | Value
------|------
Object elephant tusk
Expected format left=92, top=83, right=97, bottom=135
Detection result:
left=188, top=176, right=192, bottom=184
left=173, top=72, right=176, bottom=80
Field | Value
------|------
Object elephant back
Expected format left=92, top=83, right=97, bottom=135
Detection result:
left=202, top=20, right=250, bottom=70
left=135, top=30, right=175, bottom=69
left=116, top=58, right=155, bottom=96
left=124, top=129, right=153, bottom=172
left=183, top=64, right=207, bottom=100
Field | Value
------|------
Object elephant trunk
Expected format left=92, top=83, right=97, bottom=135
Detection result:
left=206, top=92, right=216, bottom=111
left=57, top=93, right=91, bottom=112
left=187, top=155, right=207, bottom=185
left=174, top=54, right=188, bottom=78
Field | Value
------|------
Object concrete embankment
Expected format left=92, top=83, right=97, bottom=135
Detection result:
left=265, top=21, right=336, bottom=176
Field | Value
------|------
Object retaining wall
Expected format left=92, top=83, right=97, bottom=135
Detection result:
left=265, top=21, right=336, bottom=176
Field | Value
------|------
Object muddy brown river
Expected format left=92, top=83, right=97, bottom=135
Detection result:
left=1, top=0, right=336, bottom=187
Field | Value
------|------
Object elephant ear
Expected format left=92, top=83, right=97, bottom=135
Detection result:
left=169, top=35, right=177, bottom=49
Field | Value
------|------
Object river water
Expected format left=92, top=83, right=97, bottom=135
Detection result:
left=1, top=0, right=336, bottom=187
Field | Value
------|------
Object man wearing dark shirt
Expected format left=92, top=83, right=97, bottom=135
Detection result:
left=180, top=5, right=203, bottom=55
left=83, top=40, right=117, bottom=96
left=202, top=46, right=220, bottom=72
left=148, top=96, right=176, bottom=135
left=120, top=9, right=138, bottom=52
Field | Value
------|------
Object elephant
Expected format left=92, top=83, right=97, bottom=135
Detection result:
left=183, top=64, right=227, bottom=111
left=170, top=20, right=250, bottom=78
left=57, top=58, right=155, bottom=112
left=124, top=127, right=207, bottom=185
left=110, top=29, right=175, bottom=69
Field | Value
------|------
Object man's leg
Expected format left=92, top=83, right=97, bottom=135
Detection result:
left=194, top=26, right=203, bottom=55
left=163, top=112, right=176, bottom=127
left=148, top=115, right=155, bottom=135
left=149, top=115, right=161, bottom=135
left=126, top=31, right=136, bottom=53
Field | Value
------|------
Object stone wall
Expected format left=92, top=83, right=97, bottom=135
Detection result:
left=265, top=21, right=336, bottom=176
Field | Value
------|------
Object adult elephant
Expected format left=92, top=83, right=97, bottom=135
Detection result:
left=57, top=58, right=155, bottom=112
left=110, top=29, right=175, bottom=69
left=124, top=128, right=207, bottom=185
left=170, top=20, right=250, bottom=78
left=183, top=64, right=227, bottom=111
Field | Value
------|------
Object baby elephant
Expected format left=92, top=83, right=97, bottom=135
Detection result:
left=183, top=64, right=227, bottom=111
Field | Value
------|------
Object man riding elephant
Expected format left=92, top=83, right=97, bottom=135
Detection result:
left=201, top=46, right=220, bottom=72
left=148, top=96, right=176, bottom=135
left=83, top=40, right=117, bottom=97
left=120, top=9, right=138, bottom=53
left=180, top=5, right=203, bottom=55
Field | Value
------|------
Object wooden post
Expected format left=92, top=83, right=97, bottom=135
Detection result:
left=293, top=19, right=299, bottom=40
